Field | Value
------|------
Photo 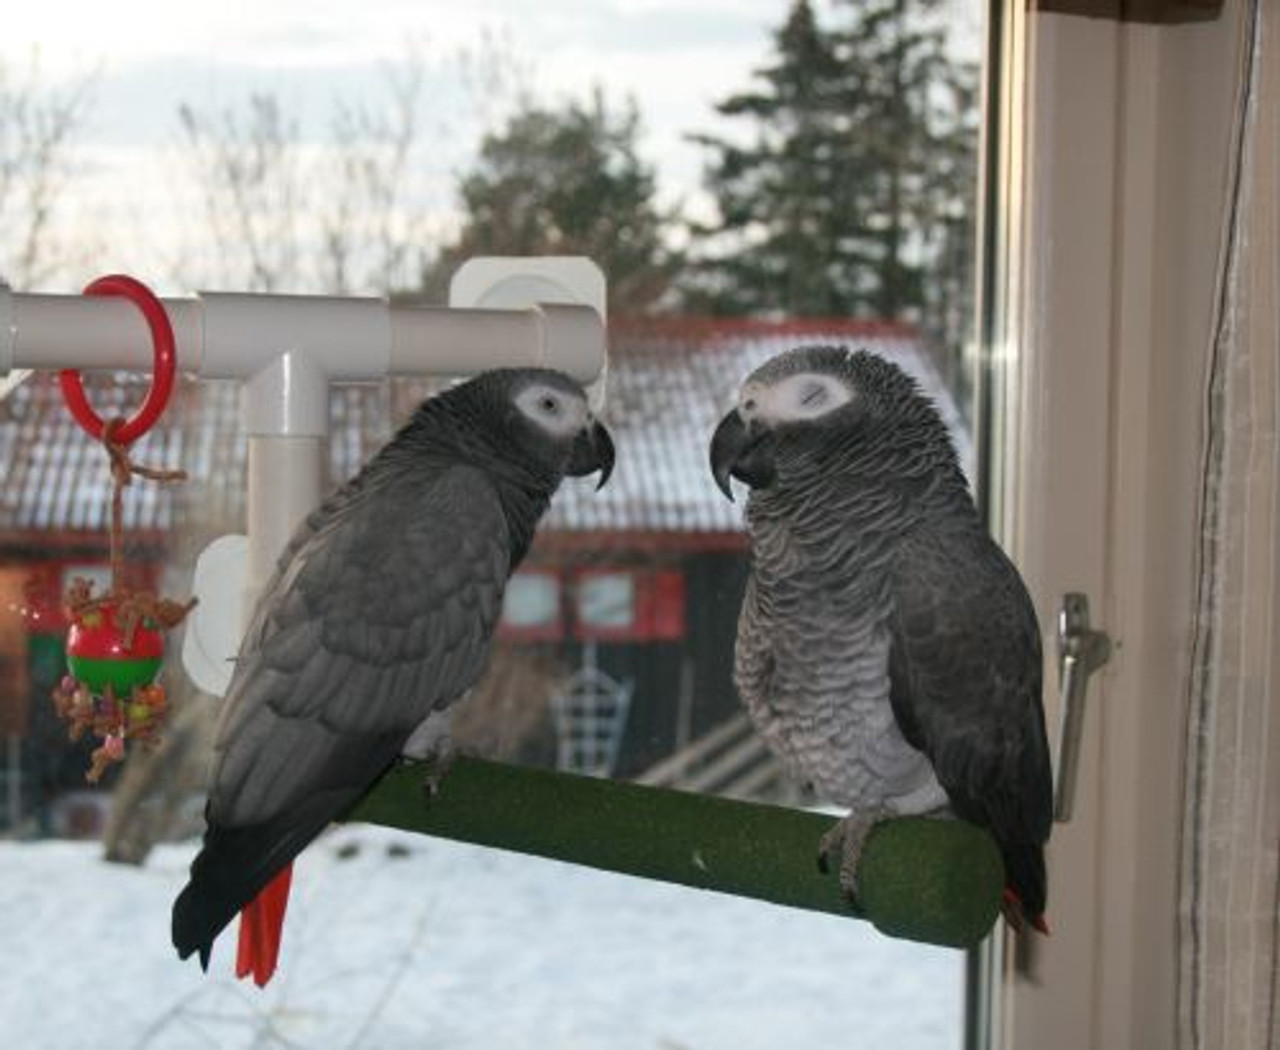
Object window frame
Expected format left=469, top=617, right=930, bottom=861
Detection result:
left=971, top=2, right=1245, bottom=1047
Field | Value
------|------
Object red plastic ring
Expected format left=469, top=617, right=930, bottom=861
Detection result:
left=59, top=274, right=177, bottom=445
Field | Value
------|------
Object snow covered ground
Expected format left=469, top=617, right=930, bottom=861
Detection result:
left=1, top=825, right=963, bottom=1049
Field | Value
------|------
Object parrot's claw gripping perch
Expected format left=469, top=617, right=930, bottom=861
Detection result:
left=399, top=711, right=455, bottom=799
left=419, top=744, right=456, bottom=800
left=817, top=809, right=888, bottom=903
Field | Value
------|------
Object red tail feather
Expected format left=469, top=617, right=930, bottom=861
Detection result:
left=1001, top=885, right=1050, bottom=937
left=235, top=864, right=294, bottom=986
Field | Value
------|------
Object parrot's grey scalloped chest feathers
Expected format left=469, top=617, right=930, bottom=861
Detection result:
left=172, top=368, right=614, bottom=983
left=710, top=346, right=1053, bottom=932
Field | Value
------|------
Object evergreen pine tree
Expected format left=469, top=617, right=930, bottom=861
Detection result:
left=685, top=0, right=978, bottom=359
left=830, top=0, right=977, bottom=327
left=685, top=0, right=851, bottom=316
left=422, top=89, right=680, bottom=315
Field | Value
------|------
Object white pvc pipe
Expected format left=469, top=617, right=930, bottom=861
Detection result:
left=388, top=303, right=602, bottom=380
left=244, top=435, right=326, bottom=623
left=0, top=287, right=605, bottom=385
left=242, top=348, right=331, bottom=437
left=200, top=292, right=392, bottom=383
left=0, top=291, right=204, bottom=373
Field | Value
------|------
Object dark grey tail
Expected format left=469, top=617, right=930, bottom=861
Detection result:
left=172, top=798, right=336, bottom=966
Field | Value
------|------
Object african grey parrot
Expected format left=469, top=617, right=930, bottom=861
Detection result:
left=709, top=346, right=1052, bottom=933
left=172, top=369, right=614, bottom=984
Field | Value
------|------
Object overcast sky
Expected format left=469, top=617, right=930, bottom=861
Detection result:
left=19, top=1, right=789, bottom=147
left=2, top=1, right=981, bottom=293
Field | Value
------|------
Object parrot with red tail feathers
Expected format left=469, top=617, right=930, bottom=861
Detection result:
left=709, top=346, right=1052, bottom=934
left=172, top=369, right=614, bottom=984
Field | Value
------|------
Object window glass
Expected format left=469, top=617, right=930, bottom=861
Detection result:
left=0, top=3, right=981, bottom=1046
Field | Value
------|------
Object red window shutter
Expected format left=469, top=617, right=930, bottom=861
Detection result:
left=648, top=570, right=686, bottom=641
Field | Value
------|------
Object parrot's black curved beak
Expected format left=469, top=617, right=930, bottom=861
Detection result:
left=568, top=419, right=616, bottom=490
left=710, top=410, right=775, bottom=501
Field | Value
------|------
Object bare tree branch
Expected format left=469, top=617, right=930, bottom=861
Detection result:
left=178, top=94, right=305, bottom=292
left=173, top=39, right=526, bottom=297
left=322, top=52, right=432, bottom=294
left=0, top=53, right=96, bottom=288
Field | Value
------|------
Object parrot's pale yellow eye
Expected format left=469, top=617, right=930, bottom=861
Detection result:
left=746, top=372, right=853, bottom=424
left=516, top=383, right=589, bottom=437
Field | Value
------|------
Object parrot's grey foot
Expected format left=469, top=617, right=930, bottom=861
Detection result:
left=817, top=810, right=889, bottom=902
left=402, top=709, right=452, bottom=762
left=401, top=710, right=455, bottom=798
left=418, top=742, right=455, bottom=800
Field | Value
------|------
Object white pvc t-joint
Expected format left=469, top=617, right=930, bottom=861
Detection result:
left=200, top=292, right=392, bottom=385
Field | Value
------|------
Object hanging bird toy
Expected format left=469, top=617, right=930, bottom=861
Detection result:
left=49, top=275, right=197, bottom=783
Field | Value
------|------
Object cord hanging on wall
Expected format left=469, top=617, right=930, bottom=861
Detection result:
left=49, top=275, right=197, bottom=783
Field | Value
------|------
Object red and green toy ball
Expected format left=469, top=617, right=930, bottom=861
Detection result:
left=65, top=604, right=164, bottom=695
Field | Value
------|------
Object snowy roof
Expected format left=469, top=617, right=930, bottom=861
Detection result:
left=0, top=319, right=969, bottom=546
left=547, top=319, right=971, bottom=535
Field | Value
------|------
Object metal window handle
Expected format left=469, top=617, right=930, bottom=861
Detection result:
left=1053, top=593, right=1112, bottom=822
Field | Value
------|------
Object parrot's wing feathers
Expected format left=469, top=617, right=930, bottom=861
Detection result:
left=208, top=464, right=511, bottom=827
left=174, top=369, right=609, bottom=972
left=886, top=527, right=1052, bottom=847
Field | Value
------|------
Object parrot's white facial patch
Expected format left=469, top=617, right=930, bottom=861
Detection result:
left=742, top=372, right=853, bottom=424
left=515, top=382, right=590, bottom=439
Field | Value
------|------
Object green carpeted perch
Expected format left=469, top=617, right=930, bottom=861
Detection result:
left=347, top=756, right=1004, bottom=949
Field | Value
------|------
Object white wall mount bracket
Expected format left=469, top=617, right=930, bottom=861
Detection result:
left=450, top=256, right=607, bottom=410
